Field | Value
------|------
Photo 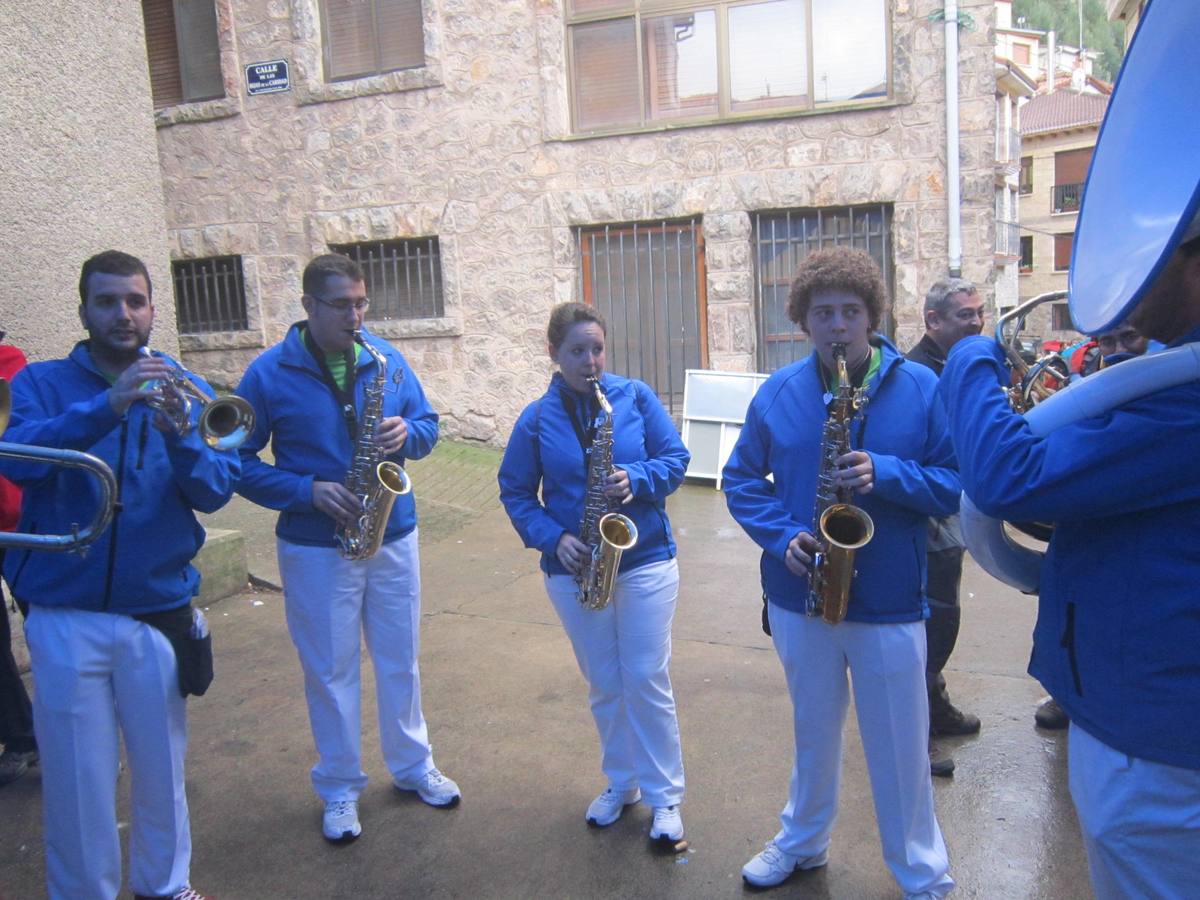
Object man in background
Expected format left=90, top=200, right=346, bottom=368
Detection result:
left=907, top=278, right=985, bottom=776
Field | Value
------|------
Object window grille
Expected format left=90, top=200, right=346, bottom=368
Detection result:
left=577, top=219, right=707, bottom=417
left=142, top=0, right=224, bottom=109
left=751, top=205, right=893, bottom=373
left=321, top=0, right=425, bottom=82
left=566, top=0, right=889, bottom=134
left=330, top=238, right=444, bottom=320
left=172, top=256, right=248, bottom=334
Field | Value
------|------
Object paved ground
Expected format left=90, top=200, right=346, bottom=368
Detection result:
left=0, top=441, right=1092, bottom=899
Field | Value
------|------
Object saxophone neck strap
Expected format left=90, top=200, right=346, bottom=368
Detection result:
left=556, top=380, right=601, bottom=456
left=302, top=326, right=359, bottom=441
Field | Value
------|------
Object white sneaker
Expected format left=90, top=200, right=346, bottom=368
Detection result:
left=649, top=805, right=684, bottom=842
left=742, top=840, right=828, bottom=887
left=322, top=800, right=361, bottom=843
left=585, top=786, right=641, bottom=827
left=394, top=767, right=461, bottom=807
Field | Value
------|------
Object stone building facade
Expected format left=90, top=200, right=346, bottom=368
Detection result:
left=0, top=2, right=177, bottom=363
left=155, top=0, right=1000, bottom=444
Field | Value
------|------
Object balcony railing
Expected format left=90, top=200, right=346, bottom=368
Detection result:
left=1053, top=182, right=1084, bottom=214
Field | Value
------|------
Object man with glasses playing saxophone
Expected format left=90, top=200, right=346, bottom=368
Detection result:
left=235, top=253, right=459, bottom=845
left=0, top=250, right=240, bottom=900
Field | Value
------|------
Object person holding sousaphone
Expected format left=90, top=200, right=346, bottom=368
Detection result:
left=723, top=248, right=958, bottom=897
left=497, top=302, right=690, bottom=848
left=0, top=250, right=240, bottom=900
left=940, top=3, right=1200, bottom=896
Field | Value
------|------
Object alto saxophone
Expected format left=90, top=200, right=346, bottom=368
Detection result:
left=335, top=332, right=412, bottom=560
left=576, top=377, right=638, bottom=610
left=807, top=343, right=875, bottom=624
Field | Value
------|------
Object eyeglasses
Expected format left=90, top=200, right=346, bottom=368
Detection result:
left=310, top=294, right=370, bottom=313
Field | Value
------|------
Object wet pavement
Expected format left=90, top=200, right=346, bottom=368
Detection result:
left=0, top=442, right=1091, bottom=899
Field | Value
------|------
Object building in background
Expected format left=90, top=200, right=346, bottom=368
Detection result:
left=4, top=1, right=1008, bottom=443
left=0, top=4, right=177, bottom=363
left=142, top=0, right=1002, bottom=441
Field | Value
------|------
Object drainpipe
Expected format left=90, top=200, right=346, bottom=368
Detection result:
left=944, top=0, right=962, bottom=277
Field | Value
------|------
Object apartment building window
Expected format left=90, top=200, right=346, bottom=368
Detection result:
left=173, top=256, right=248, bottom=334
left=567, top=0, right=889, bottom=134
left=1019, top=156, right=1033, bottom=195
left=331, top=239, right=444, bottom=320
left=1053, top=147, right=1092, bottom=213
left=1051, top=303, right=1073, bottom=331
left=751, top=205, right=893, bottom=373
left=1019, top=236, right=1033, bottom=273
left=577, top=219, right=706, bottom=416
left=1012, top=43, right=1031, bottom=66
left=1054, top=233, right=1074, bottom=272
left=321, top=0, right=425, bottom=82
left=142, top=0, right=224, bottom=109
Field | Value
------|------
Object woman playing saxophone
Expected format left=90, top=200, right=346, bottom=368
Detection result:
left=498, top=302, right=691, bottom=847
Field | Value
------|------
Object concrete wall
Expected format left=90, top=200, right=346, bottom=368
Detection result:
left=0, top=3, right=178, bottom=364
left=158, top=0, right=999, bottom=443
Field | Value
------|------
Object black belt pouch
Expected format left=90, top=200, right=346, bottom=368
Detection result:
left=134, top=604, right=214, bottom=698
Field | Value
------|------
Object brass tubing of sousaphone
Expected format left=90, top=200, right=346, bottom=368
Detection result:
left=817, top=503, right=875, bottom=625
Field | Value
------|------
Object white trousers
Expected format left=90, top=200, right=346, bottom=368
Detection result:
left=25, top=605, right=191, bottom=900
left=768, top=603, right=953, bottom=898
left=1068, top=722, right=1200, bottom=900
left=545, top=558, right=685, bottom=807
left=278, top=532, right=433, bottom=802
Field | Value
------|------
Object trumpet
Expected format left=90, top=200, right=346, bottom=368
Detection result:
left=140, top=348, right=255, bottom=450
left=0, top=379, right=117, bottom=553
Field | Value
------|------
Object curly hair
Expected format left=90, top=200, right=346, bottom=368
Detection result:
left=787, top=248, right=887, bottom=330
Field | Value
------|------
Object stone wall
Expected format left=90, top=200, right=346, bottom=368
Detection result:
left=0, top=2, right=177, bottom=363
left=159, top=0, right=999, bottom=442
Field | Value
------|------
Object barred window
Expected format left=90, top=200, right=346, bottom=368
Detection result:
left=320, top=0, right=425, bottom=82
left=142, top=0, right=224, bottom=109
left=331, top=239, right=444, bottom=320
left=751, top=205, right=893, bottom=372
left=172, top=256, right=248, bottom=334
left=577, top=219, right=707, bottom=416
left=567, top=0, right=890, bottom=134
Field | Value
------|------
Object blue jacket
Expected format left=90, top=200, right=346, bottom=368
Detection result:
left=498, top=372, right=689, bottom=575
left=0, top=343, right=240, bottom=614
left=723, top=338, right=960, bottom=622
left=235, top=324, right=438, bottom=547
left=941, top=330, right=1200, bottom=770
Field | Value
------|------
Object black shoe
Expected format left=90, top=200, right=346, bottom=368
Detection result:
left=1034, top=697, right=1069, bottom=730
left=930, top=743, right=955, bottom=778
left=0, top=748, right=38, bottom=787
left=930, top=700, right=981, bottom=737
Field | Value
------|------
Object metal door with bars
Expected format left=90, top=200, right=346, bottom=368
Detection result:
left=578, top=219, right=708, bottom=417
left=752, top=205, right=893, bottom=372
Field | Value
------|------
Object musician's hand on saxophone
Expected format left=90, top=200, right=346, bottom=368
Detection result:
left=785, top=531, right=821, bottom=578
left=312, top=480, right=362, bottom=526
left=555, top=532, right=589, bottom=575
left=374, top=415, right=408, bottom=455
left=107, top=355, right=173, bottom=417
left=834, top=449, right=874, bottom=495
left=602, top=468, right=633, bottom=505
